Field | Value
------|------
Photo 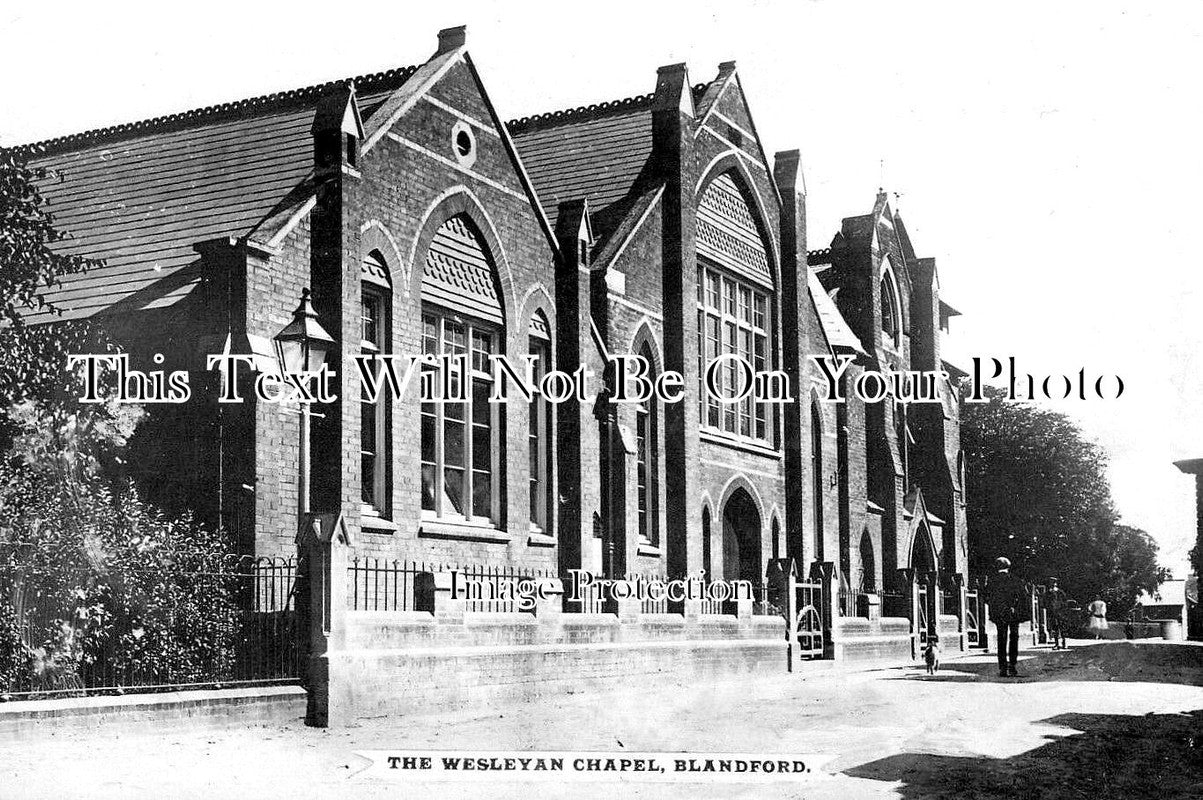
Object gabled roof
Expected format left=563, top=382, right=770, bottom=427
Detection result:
left=507, top=95, right=656, bottom=250
left=18, top=67, right=419, bottom=323
left=903, top=487, right=945, bottom=526
left=1137, top=579, right=1188, bottom=607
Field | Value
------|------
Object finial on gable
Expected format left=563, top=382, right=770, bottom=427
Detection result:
left=312, top=82, right=363, bottom=138
left=312, top=83, right=364, bottom=172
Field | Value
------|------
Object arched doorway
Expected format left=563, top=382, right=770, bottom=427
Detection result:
left=910, top=523, right=939, bottom=641
left=910, top=524, right=937, bottom=575
left=721, top=488, right=762, bottom=583
left=858, top=529, right=876, bottom=593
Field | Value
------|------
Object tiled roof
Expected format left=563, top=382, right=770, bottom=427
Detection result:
left=807, top=268, right=865, bottom=355
left=507, top=96, right=655, bottom=246
left=17, top=67, right=419, bottom=323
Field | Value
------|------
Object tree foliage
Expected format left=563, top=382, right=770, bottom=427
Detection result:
left=0, top=148, right=97, bottom=325
left=961, top=386, right=1167, bottom=613
left=0, top=147, right=242, bottom=695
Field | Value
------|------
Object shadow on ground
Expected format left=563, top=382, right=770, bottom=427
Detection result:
left=889, top=641, right=1203, bottom=686
left=845, top=709, right=1203, bottom=799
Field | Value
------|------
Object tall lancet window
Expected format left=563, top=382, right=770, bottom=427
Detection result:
left=528, top=312, right=554, bottom=533
left=635, top=341, right=659, bottom=546
left=420, top=215, right=505, bottom=525
left=361, top=249, right=391, bottom=517
left=811, top=398, right=824, bottom=562
left=694, top=171, right=775, bottom=445
left=880, top=260, right=901, bottom=348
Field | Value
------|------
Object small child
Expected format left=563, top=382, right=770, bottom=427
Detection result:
left=923, top=636, right=940, bottom=675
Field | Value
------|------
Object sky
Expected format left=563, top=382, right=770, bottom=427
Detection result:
left=2, top=0, right=1201, bottom=574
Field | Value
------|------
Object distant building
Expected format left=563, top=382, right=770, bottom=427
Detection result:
left=1134, top=577, right=1197, bottom=640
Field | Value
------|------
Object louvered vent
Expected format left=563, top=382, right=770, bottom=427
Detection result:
left=422, top=215, right=503, bottom=325
left=697, top=173, right=771, bottom=286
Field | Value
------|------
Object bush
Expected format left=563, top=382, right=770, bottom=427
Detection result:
left=1, top=473, right=243, bottom=692
left=0, top=600, right=31, bottom=695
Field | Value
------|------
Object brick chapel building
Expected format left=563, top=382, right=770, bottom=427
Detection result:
left=17, top=27, right=969, bottom=623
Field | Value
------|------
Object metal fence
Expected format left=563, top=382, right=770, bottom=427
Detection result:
left=347, top=557, right=431, bottom=612
left=752, top=583, right=780, bottom=617
left=965, top=585, right=983, bottom=647
left=0, top=555, right=302, bottom=701
left=456, top=563, right=556, bottom=613
left=347, top=560, right=559, bottom=614
left=794, top=578, right=826, bottom=659
left=881, top=589, right=910, bottom=619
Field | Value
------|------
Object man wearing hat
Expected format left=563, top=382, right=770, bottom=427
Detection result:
left=1045, top=577, right=1070, bottom=650
left=984, top=556, right=1030, bottom=677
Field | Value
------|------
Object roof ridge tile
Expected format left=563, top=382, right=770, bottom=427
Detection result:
left=10, top=65, right=421, bottom=157
left=506, top=93, right=654, bottom=133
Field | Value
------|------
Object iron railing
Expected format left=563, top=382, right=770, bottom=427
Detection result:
left=881, top=589, right=909, bottom=618
left=752, top=583, right=779, bottom=616
left=347, top=557, right=432, bottom=612
left=454, top=563, right=556, bottom=613
left=794, top=578, right=826, bottom=659
left=0, top=555, right=301, bottom=701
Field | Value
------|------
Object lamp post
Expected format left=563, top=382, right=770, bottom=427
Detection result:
left=274, top=288, right=335, bottom=523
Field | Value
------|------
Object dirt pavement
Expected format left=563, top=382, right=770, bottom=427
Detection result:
left=2, top=641, right=1202, bottom=799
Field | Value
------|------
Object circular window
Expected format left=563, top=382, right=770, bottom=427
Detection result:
left=451, top=121, right=476, bottom=167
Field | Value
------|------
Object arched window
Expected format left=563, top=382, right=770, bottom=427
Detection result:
left=635, top=341, right=659, bottom=546
left=702, top=506, right=712, bottom=579
left=695, top=171, right=774, bottom=444
left=420, top=215, right=504, bottom=525
left=529, top=311, right=553, bottom=533
left=361, top=249, right=391, bottom=518
left=895, top=401, right=909, bottom=487
left=957, top=450, right=967, bottom=499
left=811, top=398, right=824, bottom=562
left=880, top=259, right=901, bottom=348
left=858, top=529, right=876, bottom=592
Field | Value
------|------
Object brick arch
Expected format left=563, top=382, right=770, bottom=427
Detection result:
left=358, top=219, right=406, bottom=291
left=406, top=186, right=516, bottom=328
left=628, top=320, right=663, bottom=376
left=518, top=284, right=555, bottom=330
left=717, top=475, right=765, bottom=583
left=768, top=507, right=784, bottom=561
left=519, top=284, right=556, bottom=359
left=908, top=522, right=938, bottom=574
left=693, top=151, right=781, bottom=284
left=878, top=253, right=908, bottom=335
left=717, top=473, right=766, bottom=531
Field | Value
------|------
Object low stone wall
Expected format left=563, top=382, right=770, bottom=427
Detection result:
left=299, top=541, right=969, bottom=726
left=833, top=616, right=915, bottom=662
left=0, top=686, right=306, bottom=741
left=327, top=609, right=786, bottom=721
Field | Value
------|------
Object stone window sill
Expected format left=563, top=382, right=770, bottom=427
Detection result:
left=360, top=508, right=396, bottom=534
left=527, top=530, right=557, bottom=547
left=419, top=516, right=510, bottom=543
left=698, top=429, right=781, bottom=460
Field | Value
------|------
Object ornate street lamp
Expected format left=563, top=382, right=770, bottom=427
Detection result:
left=274, top=288, right=334, bottom=521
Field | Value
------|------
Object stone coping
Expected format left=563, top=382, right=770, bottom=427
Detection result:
left=0, top=684, right=306, bottom=721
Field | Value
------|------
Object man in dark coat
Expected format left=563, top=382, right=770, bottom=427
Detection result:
left=1045, top=577, right=1070, bottom=650
left=985, top=557, right=1030, bottom=677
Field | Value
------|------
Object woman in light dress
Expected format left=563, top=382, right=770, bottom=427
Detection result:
left=1087, top=598, right=1108, bottom=639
